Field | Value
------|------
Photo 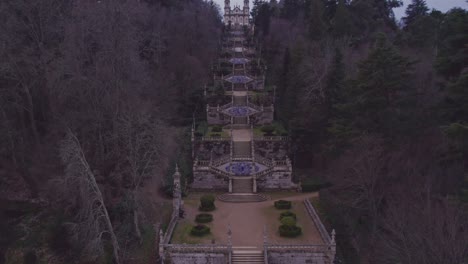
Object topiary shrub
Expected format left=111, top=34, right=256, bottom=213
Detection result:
left=274, top=200, right=292, bottom=210
left=195, top=213, right=213, bottom=223
left=280, top=216, right=297, bottom=226
left=279, top=211, right=297, bottom=220
left=279, top=225, right=302, bottom=237
left=199, top=195, right=216, bottom=211
left=190, top=224, right=210, bottom=236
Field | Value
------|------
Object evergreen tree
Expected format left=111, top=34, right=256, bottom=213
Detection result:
left=326, top=49, right=346, bottom=110
left=308, top=0, right=326, bottom=40
left=435, top=8, right=468, bottom=79
left=332, top=0, right=355, bottom=37
left=281, top=0, right=302, bottom=20
left=402, top=0, right=429, bottom=28
left=346, top=33, right=412, bottom=136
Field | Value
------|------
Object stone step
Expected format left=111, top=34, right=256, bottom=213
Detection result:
left=217, top=193, right=269, bottom=203
left=232, top=178, right=252, bottom=193
left=232, top=250, right=265, bottom=263
left=233, top=95, right=247, bottom=106
left=233, top=141, right=251, bottom=157
left=233, top=116, right=248, bottom=125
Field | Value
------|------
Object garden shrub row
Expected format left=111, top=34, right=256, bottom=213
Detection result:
left=195, top=213, right=213, bottom=223
left=199, top=195, right=216, bottom=211
left=274, top=200, right=292, bottom=209
left=190, top=225, right=210, bottom=236
left=301, top=178, right=332, bottom=192
left=274, top=200, right=302, bottom=237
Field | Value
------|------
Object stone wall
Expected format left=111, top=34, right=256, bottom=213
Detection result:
left=169, top=253, right=228, bottom=264
left=268, top=252, right=330, bottom=264
left=194, top=141, right=230, bottom=160
left=254, top=141, right=289, bottom=160
left=250, top=110, right=273, bottom=125
left=257, top=170, right=296, bottom=190
left=192, top=168, right=229, bottom=190
left=207, top=108, right=229, bottom=125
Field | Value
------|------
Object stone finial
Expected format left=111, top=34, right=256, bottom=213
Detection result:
left=331, top=229, right=336, bottom=244
left=159, top=229, right=164, bottom=244
left=263, top=225, right=268, bottom=244
left=174, top=163, right=180, bottom=177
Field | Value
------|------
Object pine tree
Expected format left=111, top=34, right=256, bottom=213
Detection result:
left=348, top=33, right=412, bottom=136
left=332, top=0, right=354, bottom=37
left=403, top=0, right=429, bottom=28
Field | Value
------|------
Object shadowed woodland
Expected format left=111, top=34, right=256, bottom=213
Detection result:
left=0, top=0, right=467, bottom=263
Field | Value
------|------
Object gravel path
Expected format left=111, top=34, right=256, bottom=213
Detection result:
left=180, top=192, right=324, bottom=247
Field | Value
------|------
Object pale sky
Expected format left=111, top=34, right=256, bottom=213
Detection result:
left=214, top=0, right=468, bottom=19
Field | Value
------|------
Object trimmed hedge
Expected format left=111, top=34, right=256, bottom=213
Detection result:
left=199, top=195, right=216, bottom=212
left=190, top=225, right=210, bottom=236
left=274, top=200, right=292, bottom=210
left=279, top=211, right=297, bottom=220
left=301, top=178, right=331, bottom=192
left=279, top=225, right=302, bottom=237
left=280, top=216, right=296, bottom=226
left=195, top=213, right=213, bottom=223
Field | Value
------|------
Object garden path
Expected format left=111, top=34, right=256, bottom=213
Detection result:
left=181, top=192, right=324, bottom=247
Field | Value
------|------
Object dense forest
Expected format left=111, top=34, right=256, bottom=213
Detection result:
left=0, top=0, right=467, bottom=263
left=251, top=0, right=468, bottom=263
left=0, top=0, right=221, bottom=263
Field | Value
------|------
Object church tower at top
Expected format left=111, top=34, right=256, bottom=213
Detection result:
left=224, top=0, right=250, bottom=27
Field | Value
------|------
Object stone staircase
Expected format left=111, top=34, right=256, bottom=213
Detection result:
left=233, top=141, right=251, bottom=159
left=233, top=116, right=248, bottom=125
left=233, top=95, right=247, bottom=106
left=232, top=178, right=253, bottom=193
left=232, top=249, right=265, bottom=264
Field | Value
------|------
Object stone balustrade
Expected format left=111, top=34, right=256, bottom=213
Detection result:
left=304, top=199, right=332, bottom=245
left=265, top=244, right=331, bottom=252
left=211, top=155, right=231, bottom=167
left=253, top=136, right=289, bottom=141
left=163, top=216, right=178, bottom=245
left=163, top=244, right=231, bottom=253
left=196, top=160, right=210, bottom=167
left=196, top=136, right=231, bottom=142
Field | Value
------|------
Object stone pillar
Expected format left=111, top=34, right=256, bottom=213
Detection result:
left=229, top=178, right=233, bottom=193
left=172, top=164, right=181, bottom=218
left=328, top=229, right=337, bottom=264
left=253, top=177, right=257, bottom=193
left=158, top=228, right=164, bottom=259
left=191, top=127, right=195, bottom=159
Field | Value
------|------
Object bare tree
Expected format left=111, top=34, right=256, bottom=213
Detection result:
left=377, top=195, right=468, bottom=264
left=117, top=111, right=165, bottom=243
left=59, top=130, right=120, bottom=263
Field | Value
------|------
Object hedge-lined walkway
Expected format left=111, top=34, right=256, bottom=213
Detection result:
left=172, top=192, right=324, bottom=246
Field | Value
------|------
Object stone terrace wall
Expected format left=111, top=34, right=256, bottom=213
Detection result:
left=194, top=141, right=230, bottom=160
left=254, top=141, right=289, bottom=160
left=257, top=170, right=296, bottom=190
left=268, top=252, right=329, bottom=264
left=192, top=168, right=229, bottom=190
left=169, top=253, right=227, bottom=264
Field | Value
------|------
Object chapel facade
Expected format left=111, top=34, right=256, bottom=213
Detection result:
left=224, top=0, right=250, bottom=26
